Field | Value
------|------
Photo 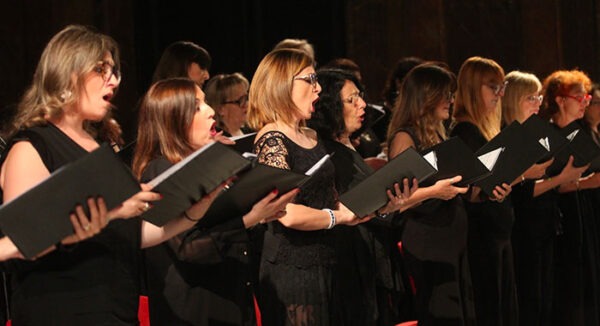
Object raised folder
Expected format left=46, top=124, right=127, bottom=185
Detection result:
left=474, top=121, right=550, bottom=196
left=0, top=145, right=141, bottom=258
left=339, top=147, right=436, bottom=218
left=521, top=114, right=569, bottom=164
left=140, top=142, right=251, bottom=226
left=546, top=120, right=600, bottom=176
left=228, top=132, right=257, bottom=154
left=420, top=137, right=491, bottom=187
left=199, top=155, right=330, bottom=228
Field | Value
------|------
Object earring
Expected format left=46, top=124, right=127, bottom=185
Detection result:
left=60, top=90, right=72, bottom=102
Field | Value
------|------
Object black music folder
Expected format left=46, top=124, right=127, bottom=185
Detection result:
left=140, top=142, right=251, bottom=226
left=521, top=114, right=569, bottom=163
left=228, top=132, right=257, bottom=154
left=0, top=144, right=141, bottom=258
left=339, top=147, right=437, bottom=218
left=199, top=154, right=330, bottom=228
left=474, top=121, right=550, bottom=196
left=420, top=137, right=491, bottom=187
left=546, top=120, right=600, bottom=176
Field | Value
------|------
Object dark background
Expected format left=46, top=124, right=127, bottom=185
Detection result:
left=1, top=0, right=599, bottom=142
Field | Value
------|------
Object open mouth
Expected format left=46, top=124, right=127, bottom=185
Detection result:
left=102, top=93, right=113, bottom=102
left=209, top=121, right=217, bottom=137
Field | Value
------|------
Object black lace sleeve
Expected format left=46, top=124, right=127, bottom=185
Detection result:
left=253, top=131, right=290, bottom=170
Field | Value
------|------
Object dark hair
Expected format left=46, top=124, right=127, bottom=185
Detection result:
left=308, top=68, right=364, bottom=141
left=321, top=58, right=362, bottom=81
left=382, top=56, right=424, bottom=107
left=152, top=41, right=211, bottom=83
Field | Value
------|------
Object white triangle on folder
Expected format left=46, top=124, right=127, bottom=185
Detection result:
left=477, top=147, right=504, bottom=171
left=566, top=129, right=579, bottom=141
left=422, top=151, right=438, bottom=171
left=305, top=154, right=330, bottom=176
left=538, top=137, right=551, bottom=151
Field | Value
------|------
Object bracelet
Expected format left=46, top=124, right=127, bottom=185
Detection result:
left=376, top=209, right=389, bottom=219
left=322, top=208, right=336, bottom=229
left=521, top=175, right=525, bottom=183
left=183, top=210, right=201, bottom=222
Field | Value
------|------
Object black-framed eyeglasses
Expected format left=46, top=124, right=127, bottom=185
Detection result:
left=93, top=61, right=121, bottom=83
left=293, top=73, right=318, bottom=89
left=485, top=80, right=508, bottom=96
left=342, top=91, right=365, bottom=105
left=525, top=94, right=544, bottom=104
left=563, top=94, right=592, bottom=104
left=223, top=94, right=249, bottom=107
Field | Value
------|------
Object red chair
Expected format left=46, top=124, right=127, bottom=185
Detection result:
left=396, top=321, right=418, bottom=326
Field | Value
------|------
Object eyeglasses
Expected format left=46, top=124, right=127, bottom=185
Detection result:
left=525, top=94, right=544, bottom=104
left=485, top=80, right=508, bottom=96
left=342, top=91, right=365, bottom=105
left=293, top=73, right=318, bottom=89
left=563, top=94, right=592, bottom=104
left=223, top=94, right=249, bottom=107
left=93, top=61, right=120, bottom=83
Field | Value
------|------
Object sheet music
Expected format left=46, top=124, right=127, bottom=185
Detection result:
left=478, top=147, right=504, bottom=171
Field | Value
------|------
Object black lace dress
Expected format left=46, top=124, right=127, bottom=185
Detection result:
left=253, top=131, right=338, bottom=326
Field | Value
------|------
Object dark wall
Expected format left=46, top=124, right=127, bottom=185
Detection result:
left=1, top=0, right=600, bottom=141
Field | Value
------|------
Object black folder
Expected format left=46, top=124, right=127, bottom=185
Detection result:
left=140, top=142, right=251, bottom=226
left=199, top=155, right=329, bottom=228
left=0, top=145, right=141, bottom=258
left=474, top=121, right=550, bottom=196
left=420, top=137, right=491, bottom=187
left=546, top=120, right=600, bottom=176
left=228, top=132, right=257, bottom=154
left=339, top=147, right=437, bottom=218
left=521, top=114, right=569, bottom=164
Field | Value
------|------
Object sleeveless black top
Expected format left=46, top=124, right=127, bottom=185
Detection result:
left=1, top=124, right=142, bottom=325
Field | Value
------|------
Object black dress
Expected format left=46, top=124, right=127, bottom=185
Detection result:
left=253, top=131, right=338, bottom=326
left=392, top=129, right=475, bottom=326
left=552, top=120, right=600, bottom=326
left=510, top=180, right=559, bottom=326
left=450, top=121, right=518, bottom=326
left=324, top=139, right=413, bottom=325
left=141, top=157, right=262, bottom=326
left=0, top=123, right=142, bottom=325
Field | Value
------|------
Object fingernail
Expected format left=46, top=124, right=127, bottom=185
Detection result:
left=272, top=189, right=278, bottom=195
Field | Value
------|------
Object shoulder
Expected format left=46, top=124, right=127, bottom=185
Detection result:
left=140, top=157, right=173, bottom=183
left=388, top=131, right=415, bottom=159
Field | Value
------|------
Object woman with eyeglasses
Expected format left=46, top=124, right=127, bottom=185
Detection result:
left=152, top=41, right=212, bottom=88
left=205, top=73, right=253, bottom=137
left=247, top=49, right=368, bottom=325
left=502, top=71, right=587, bottom=326
left=307, top=68, right=417, bottom=325
left=133, top=78, right=297, bottom=326
left=0, top=25, right=228, bottom=325
left=540, top=70, right=600, bottom=326
left=387, top=63, right=476, bottom=326
left=449, top=56, right=516, bottom=326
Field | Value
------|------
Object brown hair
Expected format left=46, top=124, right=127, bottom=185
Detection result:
left=9, top=25, right=121, bottom=143
left=132, top=78, right=198, bottom=179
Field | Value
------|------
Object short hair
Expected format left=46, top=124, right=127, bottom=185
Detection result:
left=247, top=48, right=315, bottom=130
left=204, top=73, right=249, bottom=129
left=152, top=41, right=211, bottom=83
left=10, top=24, right=121, bottom=142
left=453, top=56, right=505, bottom=141
left=272, top=38, right=315, bottom=61
left=387, top=63, right=456, bottom=150
left=308, top=68, right=364, bottom=141
left=502, top=71, right=542, bottom=124
left=133, top=78, right=199, bottom=179
left=540, top=69, right=592, bottom=120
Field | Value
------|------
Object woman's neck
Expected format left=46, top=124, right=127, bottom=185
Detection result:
left=222, top=119, right=243, bottom=136
left=337, top=132, right=356, bottom=151
left=553, top=113, right=574, bottom=128
left=49, top=112, right=98, bottom=151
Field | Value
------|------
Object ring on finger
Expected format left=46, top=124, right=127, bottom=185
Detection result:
left=140, top=202, right=151, bottom=212
left=83, top=224, right=91, bottom=231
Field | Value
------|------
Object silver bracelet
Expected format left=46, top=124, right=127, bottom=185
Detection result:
left=322, top=208, right=336, bottom=229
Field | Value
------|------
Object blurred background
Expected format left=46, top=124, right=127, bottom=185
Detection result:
left=1, top=0, right=599, bottom=142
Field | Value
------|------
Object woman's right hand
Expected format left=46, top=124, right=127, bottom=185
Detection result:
left=61, top=196, right=109, bottom=246
left=243, top=188, right=300, bottom=227
left=557, top=156, right=587, bottom=184
left=431, top=175, right=469, bottom=200
left=335, top=202, right=370, bottom=226
left=523, top=158, right=554, bottom=180
left=184, top=178, right=234, bottom=221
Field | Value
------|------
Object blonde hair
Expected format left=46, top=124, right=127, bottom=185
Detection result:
left=272, top=38, right=315, bottom=61
left=10, top=25, right=121, bottom=141
left=247, top=49, right=314, bottom=130
left=204, top=73, right=249, bottom=130
left=453, top=56, right=504, bottom=140
left=502, top=71, right=541, bottom=124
